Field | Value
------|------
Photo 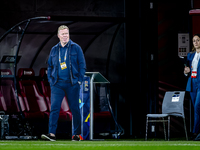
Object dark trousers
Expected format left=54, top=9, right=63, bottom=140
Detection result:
left=190, top=78, right=200, bottom=133
left=49, top=81, right=81, bottom=135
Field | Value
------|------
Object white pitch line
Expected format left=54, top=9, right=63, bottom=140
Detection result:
left=0, top=143, right=200, bottom=147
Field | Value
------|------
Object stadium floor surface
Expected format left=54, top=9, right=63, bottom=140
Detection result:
left=1, top=140, right=200, bottom=150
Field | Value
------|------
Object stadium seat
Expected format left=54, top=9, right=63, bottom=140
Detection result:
left=0, top=91, right=7, bottom=112
left=145, top=91, right=188, bottom=141
left=94, top=111, right=112, bottom=120
left=0, top=69, right=26, bottom=114
left=18, top=68, right=49, bottom=119
left=39, top=68, right=72, bottom=121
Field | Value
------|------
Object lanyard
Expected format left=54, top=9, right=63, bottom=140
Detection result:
left=59, top=43, right=69, bottom=63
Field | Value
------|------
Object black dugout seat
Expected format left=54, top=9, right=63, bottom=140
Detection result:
left=18, top=68, right=49, bottom=119
left=39, top=68, right=72, bottom=121
left=0, top=69, right=26, bottom=114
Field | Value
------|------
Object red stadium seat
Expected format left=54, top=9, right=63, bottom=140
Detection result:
left=18, top=68, right=49, bottom=119
left=0, top=69, right=26, bottom=114
left=18, top=68, right=35, bottom=79
left=0, top=91, right=7, bottom=112
left=94, top=111, right=112, bottom=120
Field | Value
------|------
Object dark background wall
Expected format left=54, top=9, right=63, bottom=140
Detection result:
left=130, top=0, right=192, bottom=138
left=0, top=0, right=125, bottom=35
left=158, top=0, right=191, bottom=87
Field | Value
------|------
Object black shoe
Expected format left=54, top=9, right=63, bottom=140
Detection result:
left=190, top=133, right=197, bottom=140
left=72, top=135, right=83, bottom=141
left=41, top=134, right=56, bottom=141
left=194, top=133, right=200, bottom=141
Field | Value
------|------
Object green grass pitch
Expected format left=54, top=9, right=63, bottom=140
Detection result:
left=1, top=140, right=200, bottom=150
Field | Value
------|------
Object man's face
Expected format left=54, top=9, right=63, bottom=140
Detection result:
left=58, top=28, right=69, bottom=45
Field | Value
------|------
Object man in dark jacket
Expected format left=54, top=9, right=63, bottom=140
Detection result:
left=41, top=25, right=86, bottom=141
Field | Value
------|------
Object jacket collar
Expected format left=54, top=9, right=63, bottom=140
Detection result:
left=190, top=52, right=200, bottom=69
left=56, top=39, right=75, bottom=48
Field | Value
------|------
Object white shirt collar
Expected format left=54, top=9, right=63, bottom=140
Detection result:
left=192, top=52, right=200, bottom=71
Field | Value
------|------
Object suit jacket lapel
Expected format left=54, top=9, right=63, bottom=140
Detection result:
left=198, top=53, right=200, bottom=69
left=190, top=52, right=196, bottom=68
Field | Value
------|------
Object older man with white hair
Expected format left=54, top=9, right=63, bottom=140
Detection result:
left=41, top=25, right=86, bottom=141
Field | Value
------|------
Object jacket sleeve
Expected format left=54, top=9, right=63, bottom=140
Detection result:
left=47, top=49, right=53, bottom=85
left=77, top=45, right=86, bottom=82
left=186, top=53, right=192, bottom=76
